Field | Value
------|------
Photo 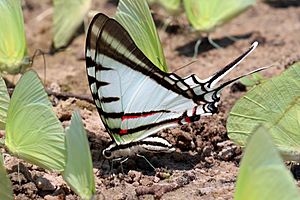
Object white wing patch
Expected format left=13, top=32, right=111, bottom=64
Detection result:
left=97, top=54, right=196, bottom=128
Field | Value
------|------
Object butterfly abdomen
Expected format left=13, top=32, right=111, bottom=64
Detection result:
left=103, top=136, right=175, bottom=159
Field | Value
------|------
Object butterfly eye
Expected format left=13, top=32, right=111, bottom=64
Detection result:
left=103, top=149, right=112, bottom=158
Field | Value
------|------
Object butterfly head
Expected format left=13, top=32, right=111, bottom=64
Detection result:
left=102, top=142, right=123, bottom=159
left=102, top=148, right=113, bottom=159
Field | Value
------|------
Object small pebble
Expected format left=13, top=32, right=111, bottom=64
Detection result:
left=153, top=176, right=160, bottom=183
left=139, top=177, right=153, bottom=186
left=113, top=193, right=127, bottom=200
left=202, top=146, right=212, bottom=157
left=132, top=181, right=140, bottom=187
left=35, top=177, right=55, bottom=191
left=128, top=170, right=142, bottom=182
left=156, top=171, right=171, bottom=180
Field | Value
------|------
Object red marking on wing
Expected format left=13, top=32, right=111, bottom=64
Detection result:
left=119, top=112, right=159, bottom=135
left=119, top=129, right=128, bottom=135
left=121, top=112, right=158, bottom=121
left=185, top=117, right=191, bottom=123
left=182, top=107, right=197, bottom=124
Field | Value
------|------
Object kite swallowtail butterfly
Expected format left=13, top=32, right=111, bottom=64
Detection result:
left=85, top=13, right=264, bottom=160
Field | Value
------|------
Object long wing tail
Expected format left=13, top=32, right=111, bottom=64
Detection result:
left=206, top=65, right=269, bottom=104
left=204, top=41, right=258, bottom=89
left=188, top=42, right=269, bottom=103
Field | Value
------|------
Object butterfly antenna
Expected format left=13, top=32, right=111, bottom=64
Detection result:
left=193, top=38, right=202, bottom=58
left=208, top=35, right=223, bottom=49
left=172, top=59, right=198, bottom=73
left=108, top=159, right=114, bottom=176
left=205, top=41, right=258, bottom=89
left=31, top=49, right=47, bottom=85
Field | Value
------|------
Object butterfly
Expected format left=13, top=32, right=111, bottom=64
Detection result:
left=0, top=0, right=30, bottom=74
left=3, top=71, right=66, bottom=171
left=234, top=126, right=300, bottom=200
left=52, top=0, right=91, bottom=50
left=0, top=153, right=13, bottom=200
left=64, top=111, right=95, bottom=199
left=147, top=0, right=182, bottom=16
left=115, top=0, right=168, bottom=72
left=85, top=13, right=264, bottom=160
left=183, top=0, right=255, bottom=33
left=183, top=0, right=256, bottom=56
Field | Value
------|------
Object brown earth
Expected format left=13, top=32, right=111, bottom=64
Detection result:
left=2, top=0, right=300, bottom=199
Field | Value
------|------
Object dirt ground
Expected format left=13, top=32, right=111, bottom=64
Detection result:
left=2, top=0, right=300, bottom=199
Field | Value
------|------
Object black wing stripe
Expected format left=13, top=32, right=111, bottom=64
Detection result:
left=87, top=75, right=97, bottom=85
left=99, top=109, right=124, bottom=118
left=100, top=97, right=120, bottom=103
left=97, top=16, right=158, bottom=73
left=123, top=110, right=170, bottom=117
left=99, top=109, right=171, bottom=119
left=98, top=81, right=109, bottom=87
left=86, top=14, right=117, bottom=140
left=86, top=57, right=112, bottom=71
left=110, top=117, right=179, bottom=135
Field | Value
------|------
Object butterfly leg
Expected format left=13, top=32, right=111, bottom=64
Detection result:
left=226, top=35, right=239, bottom=42
left=208, top=35, right=223, bottom=49
left=108, top=159, right=114, bottom=175
left=193, top=38, right=202, bottom=58
left=120, top=157, right=129, bottom=174
left=137, top=154, right=155, bottom=171
left=110, top=157, right=128, bottom=174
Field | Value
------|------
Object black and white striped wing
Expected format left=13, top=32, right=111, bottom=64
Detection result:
left=86, top=14, right=203, bottom=145
left=85, top=13, right=261, bottom=145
